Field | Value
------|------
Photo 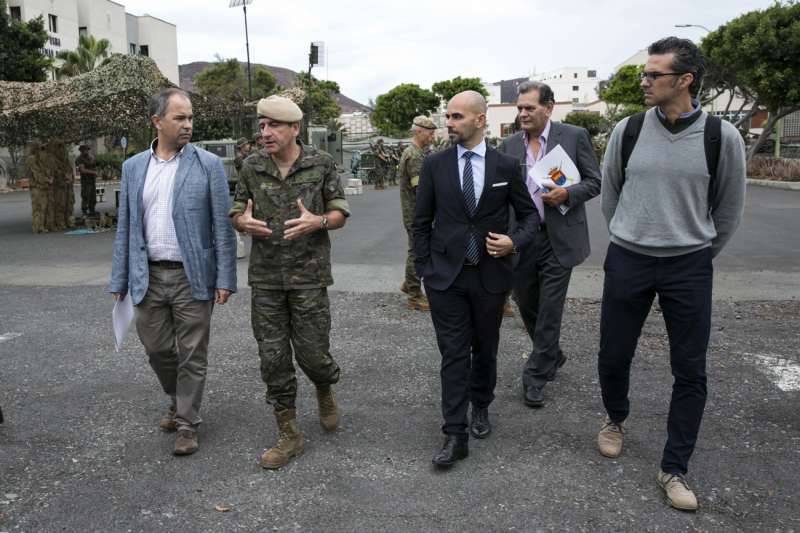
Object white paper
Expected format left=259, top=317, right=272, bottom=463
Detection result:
left=528, top=144, right=581, bottom=215
left=112, top=294, right=134, bottom=352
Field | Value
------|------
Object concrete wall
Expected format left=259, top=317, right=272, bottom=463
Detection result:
left=76, top=0, right=127, bottom=56
left=132, top=15, right=178, bottom=84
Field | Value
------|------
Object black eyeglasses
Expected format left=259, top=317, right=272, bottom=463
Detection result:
left=639, top=71, right=690, bottom=81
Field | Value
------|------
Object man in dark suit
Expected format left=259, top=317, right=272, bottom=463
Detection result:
left=498, top=81, right=601, bottom=408
left=413, top=91, right=539, bottom=467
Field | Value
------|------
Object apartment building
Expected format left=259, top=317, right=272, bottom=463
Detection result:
left=6, top=0, right=178, bottom=83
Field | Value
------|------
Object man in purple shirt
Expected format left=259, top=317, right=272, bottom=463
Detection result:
left=498, top=81, right=601, bottom=408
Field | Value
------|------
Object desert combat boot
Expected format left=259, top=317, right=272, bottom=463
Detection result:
left=316, top=384, right=340, bottom=431
left=260, top=408, right=304, bottom=469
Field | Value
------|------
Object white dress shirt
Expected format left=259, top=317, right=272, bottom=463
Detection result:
left=456, top=139, right=487, bottom=203
left=143, top=141, right=184, bottom=262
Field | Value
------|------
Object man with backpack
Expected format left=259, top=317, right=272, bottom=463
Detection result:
left=597, top=37, right=746, bottom=511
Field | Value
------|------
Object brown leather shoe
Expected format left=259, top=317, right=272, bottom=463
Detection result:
left=503, top=302, right=514, bottom=317
left=597, top=417, right=624, bottom=458
left=159, top=405, right=177, bottom=432
left=173, top=429, right=198, bottom=456
left=407, top=296, right=430, bottom=311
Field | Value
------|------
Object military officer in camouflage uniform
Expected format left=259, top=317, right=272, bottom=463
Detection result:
left=233, top=137, right=251, bottom=173
left=75, top=145, right=98, bottom=216
left=372, top=138, right=389, bottom=190
left=230, top=95, right=350, bottom=470
left=398, top=116, right=436, bottom=310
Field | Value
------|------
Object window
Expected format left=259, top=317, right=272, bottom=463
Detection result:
left=48, top=14, right=57, bottom=33
left=139, top=45, right=149, bottom=57
left=79, top=26, right=87, bottom=38
left=573, top=72, right=578, bottom=78
left=572, top=85, right=579, bottom=91
left=129, top=43, right=136, bottom=54
left=9, top=6, right=21, bottom=21
left=572, top=98, right=579, bottom=103
left=500, top=123, right=518, bottom=137
left=587, top=70, right=597, bottom=78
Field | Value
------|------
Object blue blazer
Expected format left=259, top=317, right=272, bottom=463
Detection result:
left=109, top=143, right=237, bottom=304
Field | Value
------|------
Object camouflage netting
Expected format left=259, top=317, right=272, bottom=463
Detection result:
left=0, top=54, right=231, bottom=146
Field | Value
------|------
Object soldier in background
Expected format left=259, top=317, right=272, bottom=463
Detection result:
left=387, top=143, right=400, bottom=186
left=75, top=145, right=98, bottom=216
left=372, top=138, right=389, bottom=190
left=398, top=116, right=436, bottom=311
left=233, top=137, right=251, bottom=173
left=230, top=96, right=350, bottom=470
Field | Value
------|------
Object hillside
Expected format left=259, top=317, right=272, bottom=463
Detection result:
left=179, top=61, right=371, bottom=114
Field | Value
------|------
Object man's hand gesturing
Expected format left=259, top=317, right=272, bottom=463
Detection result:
left=235, top=199, right=272, bottom=237
left=284, top=199, right=323, bottom=241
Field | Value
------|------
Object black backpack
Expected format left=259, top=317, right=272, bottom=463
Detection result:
left=620, top=111, right=722, bottom=213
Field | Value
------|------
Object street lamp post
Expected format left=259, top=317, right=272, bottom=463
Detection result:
left=229, top=0, right=254, bottom=101
left=675, top=23, right=712, bottom=33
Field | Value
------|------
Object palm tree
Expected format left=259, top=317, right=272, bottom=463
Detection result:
left=55, top=34, right=111, bottom=78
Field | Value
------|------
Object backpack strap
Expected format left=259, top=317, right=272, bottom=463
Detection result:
left=704, top=114, right=722, bottom=213
left=620, top=111, right=646, bottom=185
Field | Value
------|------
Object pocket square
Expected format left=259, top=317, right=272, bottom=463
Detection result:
left=492, top=182, right=508, bottom=188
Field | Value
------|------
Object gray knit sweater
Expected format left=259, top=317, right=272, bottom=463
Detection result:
left=601, top=108, right=746, bottom=257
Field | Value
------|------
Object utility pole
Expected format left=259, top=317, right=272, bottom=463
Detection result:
left=229, top=0, right=254, bottom=100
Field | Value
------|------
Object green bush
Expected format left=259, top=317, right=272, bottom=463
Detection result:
left=563, top=111, right=609, bottom=137
left=93, top=153, right=125, bottom=179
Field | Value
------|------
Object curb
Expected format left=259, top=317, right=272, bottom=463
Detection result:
left=747, top=178, right=800, bottom=190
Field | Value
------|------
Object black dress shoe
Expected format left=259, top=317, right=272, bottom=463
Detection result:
left=432, top=435, right=469, bottom=467
left=470, top=406, right=491, bottom=439
left=524, top=384, right=545, bottom=408
left=546, top=351, right=568, bottom=382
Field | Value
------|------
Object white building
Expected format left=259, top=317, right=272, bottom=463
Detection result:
left=6, top=0, right=179, bottom=83
left=531, top=67, right=600, bottom=105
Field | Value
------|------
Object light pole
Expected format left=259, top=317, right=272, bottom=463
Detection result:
left=229, top=0, right=254, bottom=100
left=675, top=23, right=712, bottom=33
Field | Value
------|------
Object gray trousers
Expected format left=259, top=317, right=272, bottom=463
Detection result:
left=512, top=229, right=572, bottom=388
left=134, top=265, right=213, bottom=431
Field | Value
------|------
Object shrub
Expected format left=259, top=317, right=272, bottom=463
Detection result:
left=747, top=156, right=800, bottom=181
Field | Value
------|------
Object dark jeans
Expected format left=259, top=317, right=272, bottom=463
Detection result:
left=80, top=175, right=96, bottom=213
left=426, top=265, right=506, bottom=436
left=598, top=243, right=713, bottom=475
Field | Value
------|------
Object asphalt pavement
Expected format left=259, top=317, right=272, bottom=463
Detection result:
left=0, top=183, right=799, bottom=532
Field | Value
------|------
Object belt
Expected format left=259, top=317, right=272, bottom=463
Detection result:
left=148, top=260, right=184, bottom=269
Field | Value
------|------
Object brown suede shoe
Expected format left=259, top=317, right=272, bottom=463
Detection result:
left=173, top=429, right=198, bottom=456
left=657, top=471, right=698, bottom=511
left=503, top=302, right=514, bottom=317
left=597, top=417, right=624, bottom=458
left=159, top=405, right=177, bottom=432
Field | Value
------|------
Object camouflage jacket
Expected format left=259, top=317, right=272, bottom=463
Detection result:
left=75, top=153, right=96, bottom=178
left=398, top=143, right=427, bottom=227
left=230, top=143, right=350, bottom=290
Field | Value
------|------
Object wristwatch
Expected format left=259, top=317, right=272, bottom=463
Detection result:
left=320, top=214, right=329, bottom=230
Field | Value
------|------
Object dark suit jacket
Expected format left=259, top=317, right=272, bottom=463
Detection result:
left=412, top=145, right=539, bottom=293
left=498, top=122, right=601, bottom=268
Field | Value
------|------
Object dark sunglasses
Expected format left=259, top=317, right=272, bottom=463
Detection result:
left=639, top=71, right=690, bottom=81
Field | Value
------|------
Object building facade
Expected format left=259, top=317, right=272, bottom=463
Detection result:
left=6, top=0, right=178, bottom=83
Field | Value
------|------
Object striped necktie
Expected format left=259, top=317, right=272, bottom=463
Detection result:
left=462, top=151, right=480, bottom=264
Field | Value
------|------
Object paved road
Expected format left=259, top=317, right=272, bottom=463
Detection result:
left=0, top=183, right=799, bottom=532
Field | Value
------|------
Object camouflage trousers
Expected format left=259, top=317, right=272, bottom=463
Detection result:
left=80, top=176, right=96, bottom=213
left=251, top=287, right=341, bottom=410
left=404, top=225, right=422, bottom=297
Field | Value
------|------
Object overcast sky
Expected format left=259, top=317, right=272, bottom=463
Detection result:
left=124, top=0, right=774, bottom=104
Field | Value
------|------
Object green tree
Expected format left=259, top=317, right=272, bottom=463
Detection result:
left=701, top=2, right=800, bottom=159
left=431, top=76, right=489, bottom=102
left=195, top=56, right=278, bottom=102
left=0, top=0, right=52, bottom=82
left=599, top=64, right=646, bottom=122
left=370, top=84, right=440, bottom=137
left=295, top=72, right=342, bottom=126
left=55, top=34, right=111, bottom=78
left=563, top=111, right=609, bottom=137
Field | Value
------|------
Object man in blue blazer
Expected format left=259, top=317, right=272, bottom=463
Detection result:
left=413, top=91, right=539, bottom=467
left=110, top=88, right=237, bottom=456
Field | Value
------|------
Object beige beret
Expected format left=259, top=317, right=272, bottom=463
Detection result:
left=256, top=95, right=303, bottom=122
left=412, top=115, right=437, bottom=130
